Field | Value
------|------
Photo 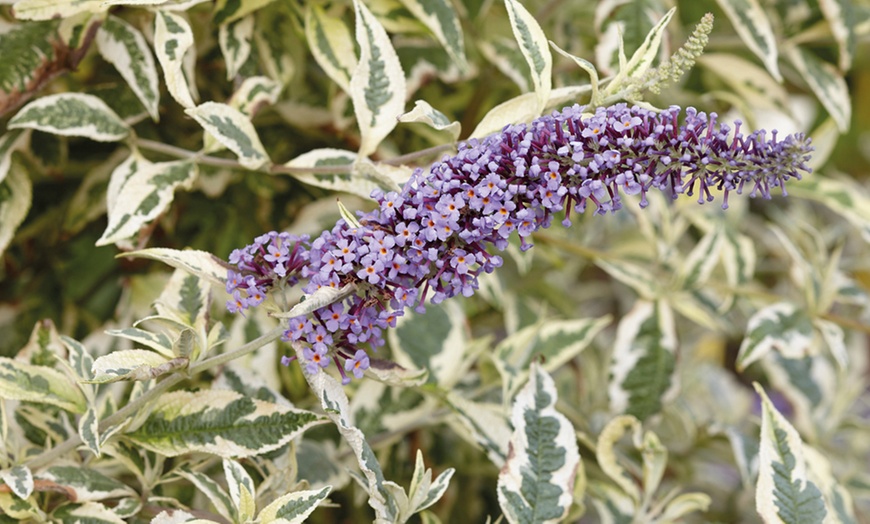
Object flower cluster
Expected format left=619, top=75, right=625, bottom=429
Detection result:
left=226, top=103, right=813, bottom=383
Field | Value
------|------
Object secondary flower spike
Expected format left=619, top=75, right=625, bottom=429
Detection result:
left=226, top=103, right=813, bottom=383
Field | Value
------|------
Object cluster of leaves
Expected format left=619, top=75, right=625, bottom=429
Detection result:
left=0, top=0, right=868, bottom=522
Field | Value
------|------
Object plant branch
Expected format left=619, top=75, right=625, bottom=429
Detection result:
left=24, top=325, right=286, bottom=470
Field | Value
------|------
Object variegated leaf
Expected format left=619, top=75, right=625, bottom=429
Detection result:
left=154, top=10, right=196, bottom=109
left=0, top=130, right=26, bottom=185
left=53, top=502, right=126, bottom=524
left=479, top=37, right=530, bottom=93
left=789, top=177, right=870, bottom=243
left=398, top=0, right=467, bottom=72
left=96, top=15, right=160, bottom=121
left=0, top=492, right=43, bottom=520
left=714, top=0, right=781, bottom=81
left=304, top=369, right=400, bottom=522
left=105, top=327, right=174, bottom=358
left=595, top=415, right=643, bottom=502
left=219, top=15, right=254, bottom=80
left=469, top=92, right=539, bottom=139
left=12, top=0, right=104, bottom=20
left=498, top=363, right=579, bottom=524
left=119, top=247, right=229, bottom=286
left=253, top=3, right=296, bottom=86
left=101, top=0, right=210, bottom=9
left=803, top=446, right=859, bottom=524
left=272, top=283, right=355, bottom=320
left=444, top=392, right=511, bottom=467
left=36, top=466, right=135, bottom=502
left=256, top=486, right=332, bottom=523
left=175, top=467, right=234, bottom=523
left=405, top=449, right=454, bottom=517
left=88, top=349, right=174, bottom=383
left=296, top=440, right=349, bottom=491
left=186, top=102, right=270, bottom=169
left=213, top=0, right=274, bottom=25
left=350, top=0, right=407, bottom=157
left=819, top=0, right=855, bottom=71
left=698, top=53, right=791, bottom=114
left=815, top=318, right=848, bottom=369
left=678, top=226, right=723, bottom=289
left=612, top=7, right=675, bottom=84
left=365, top=357, right=429, bottom=386
left=736, top=302, right=814, bottom=371
left=762, top=351, right=837, bottom=440
left=721, top=228, right=756, bottom=288
left=608, top=300, right=678, bottom=421
left=282, top=148, right=381, bottom=198
left=503, top=0, right=551, bottom=110
left=0, top=465, right=33, bottom=500
left=305, top=5, right=356, bottom=93
left=493, top=316, right=611, bottom=399
left=97, top=155, right=197, bottom=246
left=388, top=300, right=467, bottom=387
left=549, top=41, right=599, bottom=105
left=9, top=93, right=129, bottom=141
left=0, top=160, right=32, bottom=257
left=78, top=406, right=100, bottom=456
left=349, top=380, right=429, bottom=438
left=125, top=389, right=326, bottom=457
left=229, top=76, right=281, bottom=116
left=786, top=46, right=851, bottom=133
left=595, top=258, right=659, bottom=299
left=398, top=100, right=460, bottom=140
left=754, top=383, right=829, bottom=524
left=0, top=357, right=86, bottom=413
left=224, top=459, right=256, bottom=523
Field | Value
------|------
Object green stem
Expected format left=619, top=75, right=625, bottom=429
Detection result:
left=24, top=325, right=286, bottom=470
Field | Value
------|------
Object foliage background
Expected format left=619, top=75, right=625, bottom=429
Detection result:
left=0, top=0, right=868, bottom=522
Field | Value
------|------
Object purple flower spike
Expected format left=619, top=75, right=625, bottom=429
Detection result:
left=227, top=103, right=812, bottom=383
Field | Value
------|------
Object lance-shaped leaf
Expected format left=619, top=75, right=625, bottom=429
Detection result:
left=595, top=258, right=659, bottom=299
left=213, top=0, right=275, bottom=25
left=219, top=15, right=254, bottom=80
left=253, top=3, right=296, bottom=86
left=503, top=0, right=551, bottom=110
left=714, top=0, right=781, bottom=81
left=786, top=46, right=850, bottom=133
left=550, top=41, right=599, bottom=105
left=186, top=102, right=270, bottom=169
left=470, top=92, right=538, bottom=139
left=282, top=148, right=382, bottom=198
left=398, top=0, right=467, bottom=73
left=0, top=160, right=32, bottom=257
left=174, top=467, right=234, bottom=523
left=789, top=177, right=870, bottom=243
left=305, top=5, right=356, bottom=93
left=154, top=10, right=196, bottom=109
left=0, top=357, right=86, bottom=413
left=350, top=0, right=406, bottom=157
left=224, top=459, right=256, bottom=523
left=596, top=415, right=643, bottom=502
left=608, top=300, right=678, bottom=421
left=498, top=363, right=579, bottom=524
left=0, top=130, right=25, bottom=185
left=35, top=466, right=136, bottom=502
left=0, top=20, right=62, bottom=115
left=9, top=93, right=129, bottom=141
left=398, top=100, right=460, bottom=140
left=88, top=349, right=175, bottom=383
left=0, top=465, right=33, bottom=500
left=229, top=76, right=281, bottom=116
left=611, top=7, right=675, bottom=86
left=388, top=300, right=467, bottom=387
left=698, top=53, right=791, bottom=114
left=12, top=0, right=103, bottom=20
left=736, top=302, right=814, bottom=371
left=97, top=155, right=197, bottom=246
left=119, top=248, right=228, bottom=286
left=444, top=393, right=511, bottom=467
left=304, top=369, right=400, bottom=521
left=754, top=383, right=829, bottom=524
left=125, top=389, right=326, bottom=457
left=677, top=225, right=724, bottom=289
left=479, top=37, right=531, bottom=93
left=79, top=406, right=101, bottom=456
left=154, top=270, right=210, bottom=329
left=762, top=352, right=836, bottom=441
left=272, top=284, right=355, bottom=319
left=256, top=486, right=332, bottom=523
left=819, top=0, right=855, bottom=72
left=105, top=328, right=174, bottom=358
left=404, top=450, right=454, bottom=518
left=52, top=502, right=126, bottom=524
left=96, top=15, right=160, bottom=121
